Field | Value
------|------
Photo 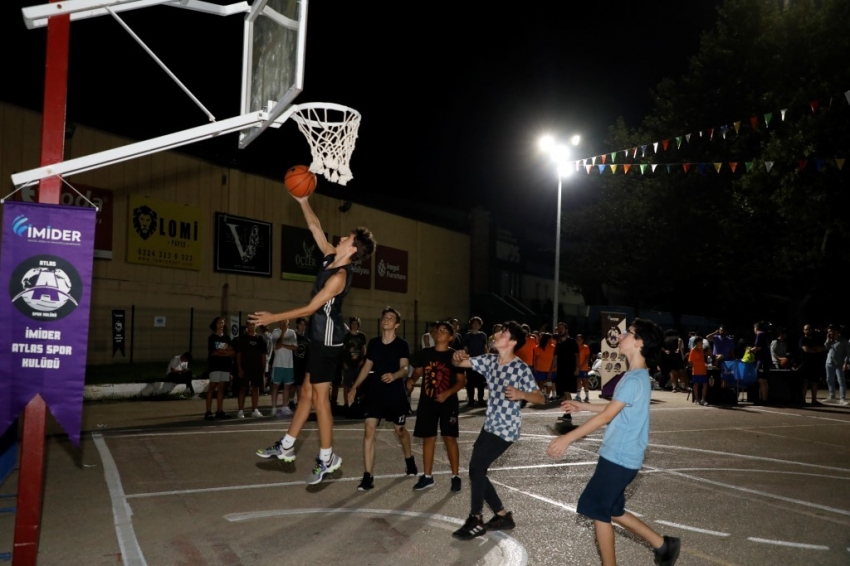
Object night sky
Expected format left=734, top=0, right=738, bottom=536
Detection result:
left=1, top=0, right=724, bottom=231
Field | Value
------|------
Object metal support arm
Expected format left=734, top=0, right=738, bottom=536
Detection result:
left=22, top=0, right=250, bottom=29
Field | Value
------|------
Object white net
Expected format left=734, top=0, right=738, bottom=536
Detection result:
left=291, top=103, right=361, bottom=186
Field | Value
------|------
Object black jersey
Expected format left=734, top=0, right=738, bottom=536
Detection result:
left=307, top=254, right=353, bottom=346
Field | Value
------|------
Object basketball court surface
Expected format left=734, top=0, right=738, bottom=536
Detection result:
left=3, top=390, right=849, bottom=565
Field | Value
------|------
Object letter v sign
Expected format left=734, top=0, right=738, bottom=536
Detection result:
left=226, top=223, right=249, bottom=261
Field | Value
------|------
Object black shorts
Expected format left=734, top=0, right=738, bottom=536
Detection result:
left=668, top=354, right=684, bottom=371
left=556, top=371, right=577, bottom=395
left=577, top=456, right=639, bottom=523
left=235, top=372, right=263, bottom=389
left=364, top=395, right=408, bottom=426
left=413, top=396, right=460, bottom=438
left=342, top=365, right=361, bottom=387
left=306, top=344, right=343, bottom=384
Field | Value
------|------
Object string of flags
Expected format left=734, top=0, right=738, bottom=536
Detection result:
left=574, top=88, right=850, bottom=170
left=576, top=158, right=847, bottom=174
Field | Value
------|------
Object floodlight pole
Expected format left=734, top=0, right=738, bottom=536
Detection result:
left=553, top=174, right=562, bottom=334
left=13, top=2, right=68, bottom=563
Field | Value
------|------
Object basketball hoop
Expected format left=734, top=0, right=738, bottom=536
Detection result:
left=291, top=102, right=361, bottom=186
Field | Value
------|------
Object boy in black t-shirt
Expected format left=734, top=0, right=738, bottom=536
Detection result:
left=348, top=307, right=416, bottom=490
left=408, top=320, right=467, bottom=492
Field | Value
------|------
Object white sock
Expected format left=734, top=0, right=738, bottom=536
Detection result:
left=281, top=434, right=296, bottom=450
left=319, top=447, right=333, bottom=463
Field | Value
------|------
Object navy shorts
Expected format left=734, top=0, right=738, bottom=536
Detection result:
left=306, top=344, right=342, bottom=384
left=691, top=373, right=708, bottom=384
left=576, top=456, right=639, bottom=523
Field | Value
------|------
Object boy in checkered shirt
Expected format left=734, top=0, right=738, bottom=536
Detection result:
left=450, top=320, right=545, bottom=540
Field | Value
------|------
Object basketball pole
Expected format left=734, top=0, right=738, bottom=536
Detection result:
left=13, top=1, right=69, bottom=564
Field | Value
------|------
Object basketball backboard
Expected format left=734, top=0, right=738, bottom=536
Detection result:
left=238, top=0, right=308, bottom=149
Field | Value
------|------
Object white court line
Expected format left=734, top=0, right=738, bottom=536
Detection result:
left=747, top=537, right=829, bottom=550
left=224, top=508, right=528, bottom=565
left=644, top=468, right=850, bottom=481
left=93, top=433, right=147, bottom=566
left=489, top=479, right=577, bottom=514
left=654, top=520, right=730, bottom=537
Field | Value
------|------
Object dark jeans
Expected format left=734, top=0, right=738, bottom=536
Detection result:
left=469, top=429, right=512, bottom=515
left=172, top=371, right=194, bottom=395
left=465, top=369, right=486, bottom=402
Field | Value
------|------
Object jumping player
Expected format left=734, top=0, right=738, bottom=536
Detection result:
left=251, top=193, right=376, bottom=485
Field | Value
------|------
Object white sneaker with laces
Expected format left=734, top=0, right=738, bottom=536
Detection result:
left=840, top=399, right=849, bottom=406
left=278, top=407, right=294, bottom=418
left=237, top=410, right=245, bottom=418
left=251, top=409, right=263, bottom=418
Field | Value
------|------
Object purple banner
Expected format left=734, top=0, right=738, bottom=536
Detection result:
left=0, top=202, right=96, bottom=445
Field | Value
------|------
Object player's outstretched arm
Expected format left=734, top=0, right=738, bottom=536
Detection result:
left=248, top=269, right=347, bottom=327
left=293, top=195, right=334, bottom=256
left=547, top=400, right=625, bottom=458
left=452, top=350, right=472, bottom=368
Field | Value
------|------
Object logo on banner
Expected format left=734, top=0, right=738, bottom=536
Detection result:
left=9, top=255, right=83, bottom=320
left=132, top=205, right=158, bottom=240
left=226, top=224, right=261, bottom=263
left=296, top=241, right=317, bottom=268
left=12, top=214, right=82, bottom=243
left=377, top=259, right=386, bottom=277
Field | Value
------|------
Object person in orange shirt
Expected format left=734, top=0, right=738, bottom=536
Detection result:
left=576, top=334, right=592, bottom=403
left=533, top=333, right=557, bottom=399
left=688, top=337, right=709, bottom=406
left=515, top=324, right=537, bottom=367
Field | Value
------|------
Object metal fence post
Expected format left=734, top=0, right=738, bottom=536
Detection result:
left=189, top=307, right=194, bottom=354
left=130, top=305, right=135, bottom=364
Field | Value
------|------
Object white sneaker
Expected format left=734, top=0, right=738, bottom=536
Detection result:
left=840, top=399, right=849, bottom=406
left=237, top=410, right=245, bottom=418
left=251, top=409, right=263, bottom=418
left=825, top=397, right=836, bottom=403
left=278, top=407, right=294, bottom=419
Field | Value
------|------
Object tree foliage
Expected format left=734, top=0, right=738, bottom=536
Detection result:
left=562, top=0, right=850, bottom=327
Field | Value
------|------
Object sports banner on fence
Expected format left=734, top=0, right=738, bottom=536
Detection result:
left=127, top=195, right=202, bottom=270
left=0, top=202, right=96, bottom=445
left=281, top=224, right=326, bottom=282
left=600, top=311, right=628, bottom=389
left=112, top=309, right=125, bottom=357
left=214, top=212, right=272, bottom=276
left=374, top=245, right=408, bottom=293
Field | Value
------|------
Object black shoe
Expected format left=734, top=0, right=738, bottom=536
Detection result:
left=357, top=472, right=374, bottom=491
left=467, top=399, right=476, bottom=408
left=558, top=413, right=572, bottom=422
left=450, top=475, right=462, bottom=492
left=654, top=535, right=681, bottom=566
left=413, top=475, right=435, bottom=491
left=405, top=456, right=418, bottom=476
left=214, top=411, right=229, bottom=419
left=452, top=515, right=486, bottom=540
left=203, top=411, right=214, bottom=420
left=485, top=511, right=515, bottom=530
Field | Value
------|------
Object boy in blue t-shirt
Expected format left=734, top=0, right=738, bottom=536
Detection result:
left=547, top=318, right=681, bottom=566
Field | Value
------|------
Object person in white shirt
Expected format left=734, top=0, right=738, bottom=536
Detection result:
left=270, top=320, right=298, bottom=417
left=167, top=351, right=194, bottom=398
left=421, top=321, right=436, bottom=350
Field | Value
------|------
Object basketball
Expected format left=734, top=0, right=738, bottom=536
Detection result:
left=285, top=165, right=317, bottom=197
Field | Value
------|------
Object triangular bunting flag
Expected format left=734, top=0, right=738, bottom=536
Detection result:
left=745, top=161, right=754, bottom=173
left=611, top=152, right=617, bottom=163
left=585, top=164, right=592, bottom=174
left=811, top=100, right=819, bottom=113
left=611, top=165, right=618, bottom=174
left=721, top=125, right=729, bottom=139
left=781, top=108, right=787, bottom=121
left=714, top=162, right=722, bottom=173
left=653, top=142, right=659, bottom=153
left=623, top=164, right=631, bottom=174
left=651, top=164, right=658, bottom=173
left=697, top=163, right=706, bottom=175
left=601, top=154, right=607, bottom=164
left=837, top=158, right=846, bottom=170
left=623, top=150, right=629, bottom=160
left=666, top=164, right=672, bottom=173
left=640, top=164, right=647, bottom=174
left=764, top=113, right=772, bottom=128
left=816, top=159, right=824, bottom=172
left=845, top=91, right=850, bottom=106
left=729, top=162, right=738, bottom=173
left=683, top=163, right=691, bottom=173
left=750, top=116, right=758, bottom=130
left=592, top=156, right=597, bottom=165
left=733, top=121, right=741, bottom=134
left=641, top=145, right=647, bottom=157
left=676, top=136, right=682, bottom=149
left=709, top=128, right=714, bottom=140
left=798, top=160, right=807, bottom=171
left=598, top=164, right=606, bottom=174
left=685, top=133, right=692, bottom=143
left=765, top=161, right=774, bottom=172
left=632, top=147, right=638, bottom=159
left=662, top=139, right=669, bottom=151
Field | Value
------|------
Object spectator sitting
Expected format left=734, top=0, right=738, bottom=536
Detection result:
left=167, top=351, right=194, bottom=398
left=770, top=328, right=789, bottom=369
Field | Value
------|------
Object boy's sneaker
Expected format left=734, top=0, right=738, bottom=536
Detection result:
left=306, top=453, right=342, bottom=485
left=256, top=440, right=296, bottom=462
left=451, top=475, right=462, bottom=492
left=654, top=535, right=681, bottom=566
left=277, top=406, right=294, bottom=419
left=583, top=397, right=590, bottom=403
left=357, top=472, right=374, bottom=491
left=203, top=411, right=214, bottom=420
left=413, top=475, right=435, bottom=491
left=452, top=515, right=487, bottom=540
left=485, top=511, right=515, bottom=531
left=251, top=409, right=263, bottom=418
left=237, top=410, right=245, bottom=419
left=405, top=456, right=418, bottom=476
left=840, top=399, right=849, bottom=406
left=558, top=413, right=572, bottom=422
left=214, top=411, right=228, bottom=419
left=825, top=396, right=836, bottom=403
